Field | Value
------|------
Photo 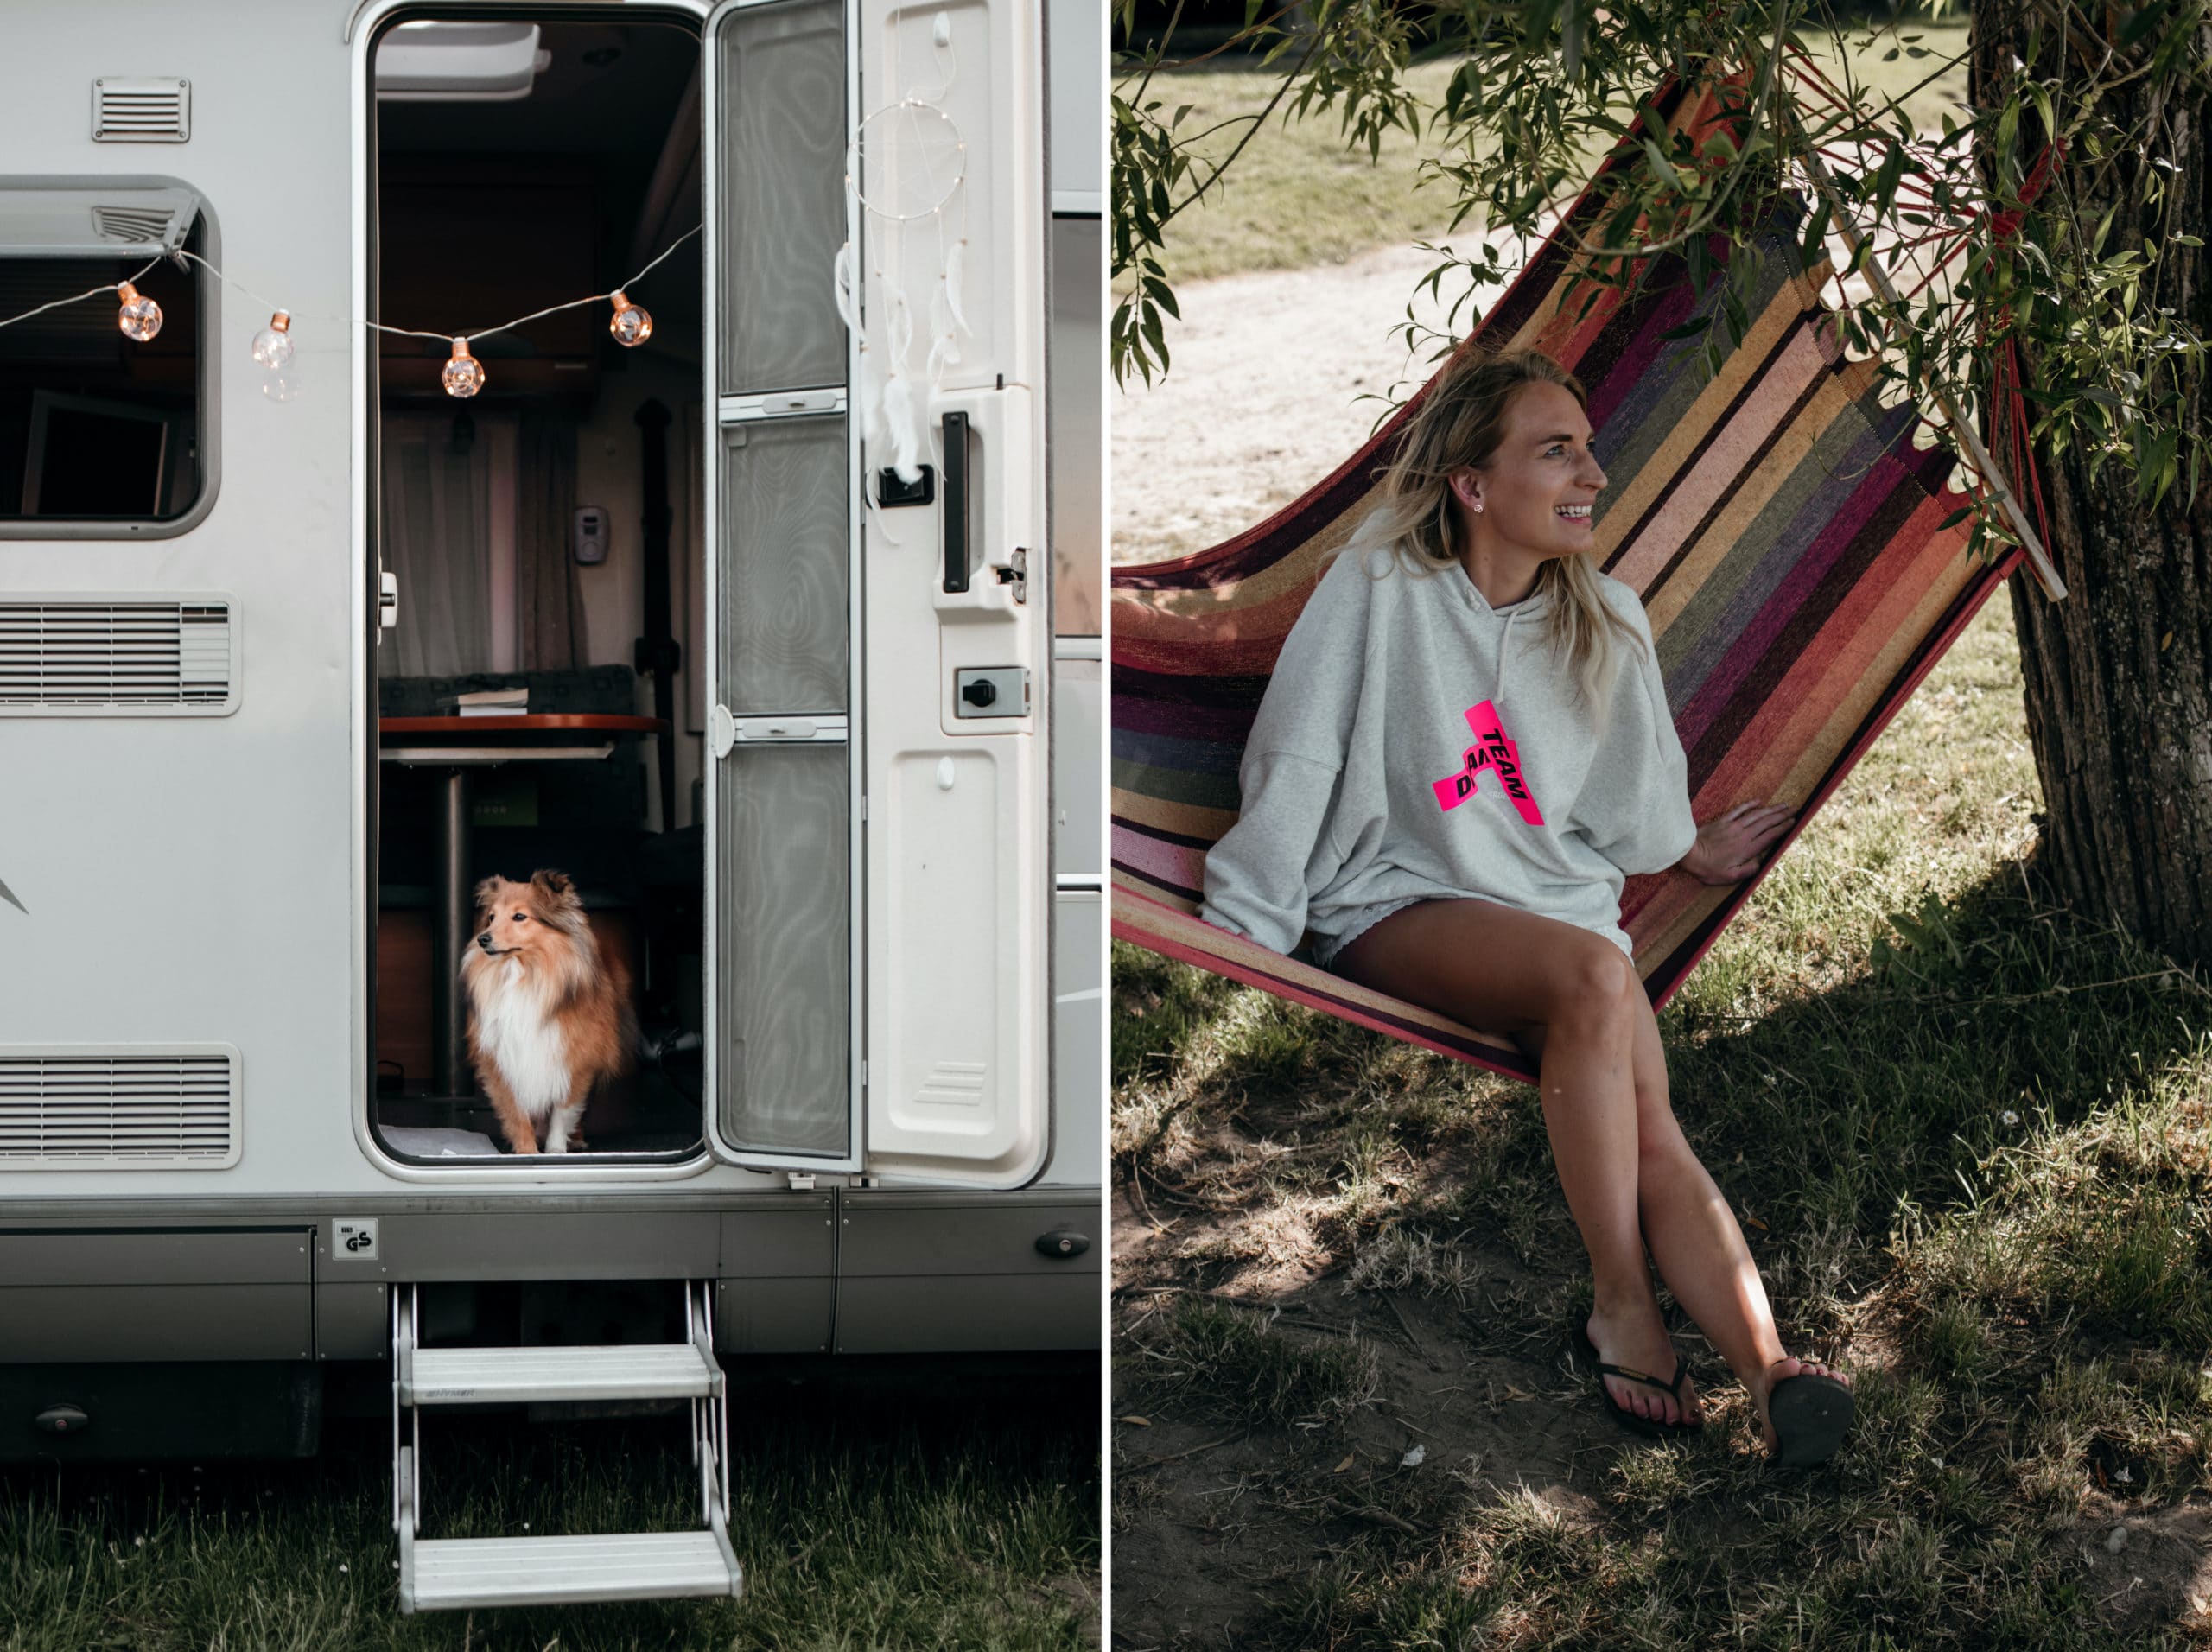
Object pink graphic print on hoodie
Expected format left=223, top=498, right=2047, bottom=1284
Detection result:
left=1430, top=699, right=1545, bottom=824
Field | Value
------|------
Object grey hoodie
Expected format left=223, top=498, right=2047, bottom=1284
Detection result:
left=1198, top=543, right=1698, bottom=963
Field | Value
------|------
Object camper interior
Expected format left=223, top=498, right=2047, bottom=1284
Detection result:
left=368, top=16, right=710, bottom=1162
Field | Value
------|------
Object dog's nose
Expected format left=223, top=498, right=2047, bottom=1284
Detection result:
left=477, top=931, right=493, bottom=950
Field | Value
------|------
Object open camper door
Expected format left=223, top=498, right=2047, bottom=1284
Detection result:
left=701, top=0, right=1052, bottom=1185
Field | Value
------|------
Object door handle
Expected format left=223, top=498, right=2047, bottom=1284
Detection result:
left=379, top=569, right=399, bottom=630
left=941, top=410, right=969, bottom=594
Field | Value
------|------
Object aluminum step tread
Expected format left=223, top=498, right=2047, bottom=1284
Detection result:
left=408, top=1530, right=741, bottom=1609
left=405, top=1343, right=718, bottom=1404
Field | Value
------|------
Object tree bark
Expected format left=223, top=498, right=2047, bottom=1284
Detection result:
left=1973, top=0, right=2212, bottom=967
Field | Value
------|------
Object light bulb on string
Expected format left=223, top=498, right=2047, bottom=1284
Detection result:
left=442, top=336, right=485, bottom=398
left=116, top=281, right=162, bottom=342
left=608, top=290, right=652, bottom=347
left=251, top=311, right=294, bottom=371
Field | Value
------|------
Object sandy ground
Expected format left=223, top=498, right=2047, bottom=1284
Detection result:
left=1109, top=238, right=1522, bottom=566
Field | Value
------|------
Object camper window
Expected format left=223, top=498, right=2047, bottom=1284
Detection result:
left=0, top=194, right=212, bottom=534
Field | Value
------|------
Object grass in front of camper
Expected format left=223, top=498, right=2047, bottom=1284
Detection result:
left=0, top=1365, right=1098, bottom=1650
left=1111, top=600, right=2212, bottom=1648
left=1117, top=16, right=1972, bottom=287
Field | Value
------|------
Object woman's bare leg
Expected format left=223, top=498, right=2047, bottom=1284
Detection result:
left=1333, top=899, right=1695, bottom=1425
left=1532, top=978, right=1851, bottom=1451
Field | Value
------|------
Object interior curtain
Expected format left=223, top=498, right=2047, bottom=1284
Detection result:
left=377, top=418, right=491, bottom=678
left=518, top=409, right=583, bottom=670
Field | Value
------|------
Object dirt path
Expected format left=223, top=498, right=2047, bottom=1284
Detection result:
left=1109, top=238, right=1488, bottom=567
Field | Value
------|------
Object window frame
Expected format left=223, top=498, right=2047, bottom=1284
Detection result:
left=0, top=173, right=222, bottom=541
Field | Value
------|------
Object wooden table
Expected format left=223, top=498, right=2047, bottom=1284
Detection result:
left=379, top=714, right=668, bottom=1096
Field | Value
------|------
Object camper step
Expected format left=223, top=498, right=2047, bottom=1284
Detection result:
left=404, top=1529, right=745, bottom=1611
left=403, top=1343, right=722, bottom=1406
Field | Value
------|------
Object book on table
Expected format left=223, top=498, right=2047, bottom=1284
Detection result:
left=435, top=689, right=529, bottom=718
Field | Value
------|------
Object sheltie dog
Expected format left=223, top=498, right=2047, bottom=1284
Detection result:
left=461, top=870, right=636, bottom=1154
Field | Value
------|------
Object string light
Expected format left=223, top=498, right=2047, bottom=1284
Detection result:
left=441, top=336, right=485, bottom=398
left=250, top=310, right=294, bottom=371
left=0, top=226, right=708, bottom=399
left=607, top=289, right=652, bottom=346
left=115, top=281, right=162, bottom=342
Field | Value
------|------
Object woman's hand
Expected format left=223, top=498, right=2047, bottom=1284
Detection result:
left=1678, top=799, right=1796, bottom=886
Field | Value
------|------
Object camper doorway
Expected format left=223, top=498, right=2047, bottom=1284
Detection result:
left=365, top=11, right=711, bottom=1167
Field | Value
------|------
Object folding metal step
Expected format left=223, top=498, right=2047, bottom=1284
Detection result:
left=405, top=1529, right=745, bottom=1611
left=404, top=1343, right=723, bottom=1406
left=391, top=1280, right=743, bottom=1615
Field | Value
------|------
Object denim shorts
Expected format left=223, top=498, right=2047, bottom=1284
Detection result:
left=1312, top=895, right=1432, bottom=972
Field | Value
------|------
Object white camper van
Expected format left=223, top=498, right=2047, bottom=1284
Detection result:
left=0, top=0, right=1102, bottom=1613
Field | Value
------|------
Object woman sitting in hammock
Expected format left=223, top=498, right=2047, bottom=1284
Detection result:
left=1199, top=345, right=1855, bottom=1466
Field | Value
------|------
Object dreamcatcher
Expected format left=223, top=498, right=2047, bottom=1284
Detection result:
left=832, top=10, right=969, bottom=486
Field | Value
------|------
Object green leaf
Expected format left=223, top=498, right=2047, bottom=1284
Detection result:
left=2118, top=0, right=2171, bottom=48
left=2134, top=423, right=2179, bottom=501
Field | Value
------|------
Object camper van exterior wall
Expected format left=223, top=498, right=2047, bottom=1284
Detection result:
left=0, top=0, right=1099, bottom=1434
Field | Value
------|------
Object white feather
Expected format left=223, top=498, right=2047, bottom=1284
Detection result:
left=942, top=236, right=969, bottom=338
left=925, top=327, right=957, bottom=387
left=881, top=372, right=922, bottom=482
left=831, top=240, right=859, bottom=335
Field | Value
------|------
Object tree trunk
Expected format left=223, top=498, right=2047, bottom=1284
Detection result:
left=1972, top=1, right=2212, bottom=968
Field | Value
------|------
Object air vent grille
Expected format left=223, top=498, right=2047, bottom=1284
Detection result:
left=0, top=600, right=235, bottom=712
left=0, top=1048, right=240, bottom=1167
left=92, top=78, right=191, bottom=143
left=92, top=205, right=179, bottom=243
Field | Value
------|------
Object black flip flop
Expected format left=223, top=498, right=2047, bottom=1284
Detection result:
left=1570, top=1318, right=1703, bottom=1440
left=1766, top=1369, right=1854, bottom=1467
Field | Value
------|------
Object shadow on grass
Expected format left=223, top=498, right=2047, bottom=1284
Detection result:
left=0, top=1359, right=1100, bottom=1652
left=1111, top=861, right=2212, bottom=1649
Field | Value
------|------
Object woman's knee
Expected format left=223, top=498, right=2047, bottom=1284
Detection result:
left=1540, top=938, right=1638, bottom=1026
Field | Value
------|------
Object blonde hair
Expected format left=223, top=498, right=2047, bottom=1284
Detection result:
left=1345, top=346, right=1643, bottom=711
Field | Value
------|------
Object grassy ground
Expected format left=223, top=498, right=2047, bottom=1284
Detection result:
left=1119, top=17, right=1973, bottom=286
left=0, top=1364, right=1099, bottom=1650
left=1110, top=599, right=2212, bottom=1648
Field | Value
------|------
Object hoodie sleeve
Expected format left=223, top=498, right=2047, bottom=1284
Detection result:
left=1198, top=752, right=1351, bottom=954
left=1578, top=588, right=1699, bottom=877
left=1198, top=550, right=1375, bottom=954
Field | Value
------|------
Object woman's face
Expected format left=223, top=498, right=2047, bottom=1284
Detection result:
left=1448, top=381, right=1607, bottom=562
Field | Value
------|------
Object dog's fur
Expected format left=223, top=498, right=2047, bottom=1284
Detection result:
left=460, top=870, right=635, bottom=1154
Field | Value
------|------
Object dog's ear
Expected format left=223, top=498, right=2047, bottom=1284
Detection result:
left=473, top=875, right=506, bottom=914
left=529, top=868, right=586, bottom=933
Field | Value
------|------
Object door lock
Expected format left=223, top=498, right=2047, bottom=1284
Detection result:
left=953, top=667, right=1028, bottom=720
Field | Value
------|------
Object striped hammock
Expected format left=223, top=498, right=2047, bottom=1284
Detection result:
left=1110, top=74, right=2032, bottom=1083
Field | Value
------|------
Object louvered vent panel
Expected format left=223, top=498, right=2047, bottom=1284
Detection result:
left=0, top=600, right=234, bottom=711
left=0, top=1048, right=239, bottom=1167
left=92, top=79, right=190, bottom=143
left=92, top=205, right=178, bottom=243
